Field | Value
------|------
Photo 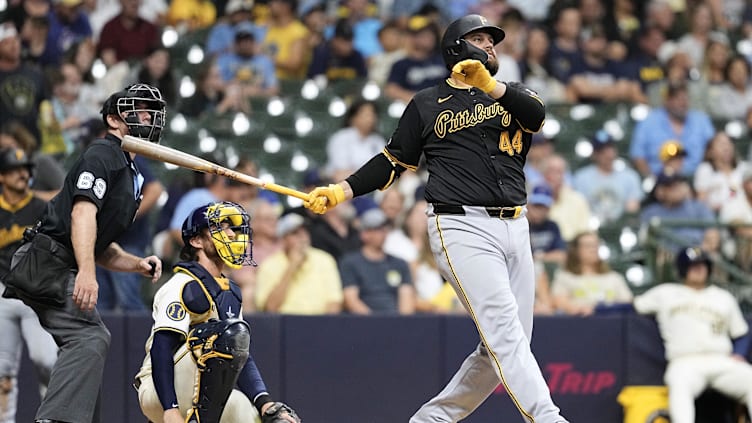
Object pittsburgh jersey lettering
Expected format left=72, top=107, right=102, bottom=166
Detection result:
left=434, top=103, right=511, bottom=139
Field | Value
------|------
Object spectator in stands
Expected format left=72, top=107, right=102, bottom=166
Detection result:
left=533, top=260, right=555, bottom=315
left=626, top=25, right=666, bottom=94
left=567, top=23, right=645, bottom=104
left=0, top=22, right=47, bottom=142
left=97, top=0, right=159, bottom=67
left=676, top=2, right=721, bottom=68
left=230, top=198, right=282, bottom=313
left=630, top=81, right=715, bottom=177
left=379, top=189, right=405, bottom=225
left=0, top=122, right=64, bottom=202
left=66, top=38, right=130, bottom=113
left=644, top=0, right=680, bottom=40
left=546, top=6, right=583, bottom=84
left=308, top=200, right=362, bottom=262
left=256, top=212, right=344, bottom=314
left=166, top=0, right=216, bottom=32
left=19, top=15, right=55, bottom=68
left=384, top=199, right=426, bottom=281
left=340, top=208, right=415, bottom=315
left=658, top=139, right=688, bottom=176
left=46, top=0, right=92, bottom=66
left=169, top=160, right=230, bottom=247
left=206, top=0, right=260, bottom=58
left=368, top=20, right=406, bottom=87
left=325, top=99, right=385, bottom=181
left=573, top=130, right=644, bottom=223
left=217, top=27, right=279, bottom=98
left=700, top=36, right=730, bottom=87
left=719, top=169, right=752, bottom=225
left=180, top=60, right=250, bottom=117
left=96, top=155, right=164, bottom=311
left=300, top=2, right=328, bottom=53
left=694, top=131, right=750, bottom=214
left=128, top=45, right=177, bottom=106
left=384, top=15, right=446, bottom=103
left=551, top=231, right=633, bottom=316
left=87, top=0, right=167, bottom=40
left=49, top=63, right=99, bottom=153
left=307, top=19, right=367, bottom=83
left=646, top=49, right=707, bottom=109
left=524, top=133, right=555, bottom=190
left=528, top=183, right=567, bottom=266
left=578, top=0, right=606, bottom=34
left=640, top=170, right=716, bottom=249
left=340, top=0, right=383, bottom=61
left=706, top=55, right=752, bottom=121
left=492, top=8, right=524, bottom=83
left=633, top=246, right=752, bottom=423
left=544, top=154, right=593, bottom=241
left=603, top=0, right=642, bottom=61
left=263, top=0, right=310, bottom=81
left=519, top=25, right=568, bottom=103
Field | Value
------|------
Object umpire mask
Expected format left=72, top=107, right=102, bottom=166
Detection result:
left=102, top=83, right=166, bottom=143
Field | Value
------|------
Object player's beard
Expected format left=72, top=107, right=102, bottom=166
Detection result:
left=485, top=55, right=499, bottom=76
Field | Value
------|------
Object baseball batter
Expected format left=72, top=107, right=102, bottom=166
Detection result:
left=135, top=201, right=300, bottom=423
left=304, top=14, right=568, bottom=423
left=634, top=247, right=752, bottom=423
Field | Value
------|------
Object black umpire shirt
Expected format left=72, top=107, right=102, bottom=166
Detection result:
left=38, top=133, right=143, bottom=259
left=0, top=193, right=47, bottom=275
left=384, top=79, right=545, bottom=206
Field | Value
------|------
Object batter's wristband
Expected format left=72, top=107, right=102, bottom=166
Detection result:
left=329, top=183, right=346, bottom=203
left=254, top=393, right=273, bottom=413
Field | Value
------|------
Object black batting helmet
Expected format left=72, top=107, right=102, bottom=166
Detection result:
left=0, top=147, right=34, bottom=174
left=675, top=247, right=712, bottom=279
left=441, top=14, right=505, bottom=70
left=101, top=83, right=166, bottom=144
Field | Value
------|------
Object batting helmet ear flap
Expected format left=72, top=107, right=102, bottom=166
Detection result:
left=443, top=39, right=489, bottom=70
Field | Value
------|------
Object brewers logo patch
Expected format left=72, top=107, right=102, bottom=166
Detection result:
left=166, top=302, right=186, bottom=321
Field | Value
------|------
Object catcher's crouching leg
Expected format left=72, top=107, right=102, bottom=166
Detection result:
left=186, top=318, right=250, bottom=423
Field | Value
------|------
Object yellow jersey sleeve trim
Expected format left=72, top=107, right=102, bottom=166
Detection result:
left=383, top=149, right=417, bottom=172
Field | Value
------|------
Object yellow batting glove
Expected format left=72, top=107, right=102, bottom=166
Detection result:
left=304, top=184, right=346, bottom=214
left=451, top=59, right=497, bottom=93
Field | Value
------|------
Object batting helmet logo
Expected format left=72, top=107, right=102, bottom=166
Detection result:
left=441, top=14, right=505, bottom=70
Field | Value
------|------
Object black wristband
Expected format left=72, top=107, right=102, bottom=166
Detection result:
left=496, top=82, right=522, bottom=108
left=254, top=393, right=273, bottom=413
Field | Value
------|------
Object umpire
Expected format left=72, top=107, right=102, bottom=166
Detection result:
left=1, top=83, right=166, bottom=423
left=304, top=15, right=569, bottom=423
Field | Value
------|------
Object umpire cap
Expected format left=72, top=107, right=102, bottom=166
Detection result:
left=675, top=247, right=712, bottom=279
left=0, top=147, right=34, bottom=173
left=441, top=14, right=505, bottom=70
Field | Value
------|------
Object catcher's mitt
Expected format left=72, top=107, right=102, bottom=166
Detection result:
left=261, top=401, right=301, bottom=423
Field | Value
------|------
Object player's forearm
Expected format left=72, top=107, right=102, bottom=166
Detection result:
left=71, top=200, right=98, bottom=275
left=494, top=82, right=545, bottom=132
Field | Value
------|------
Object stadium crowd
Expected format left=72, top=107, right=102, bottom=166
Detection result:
left=2, top=0, right=752, bottom=317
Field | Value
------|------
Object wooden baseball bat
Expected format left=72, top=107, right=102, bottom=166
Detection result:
left=121, top=135, right=309, bottom=201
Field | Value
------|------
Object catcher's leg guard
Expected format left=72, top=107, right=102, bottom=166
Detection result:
left=185, top=319, right=250, bottom=423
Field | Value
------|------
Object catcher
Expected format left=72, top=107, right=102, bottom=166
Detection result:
left=134, top=201, right=300, bottom=423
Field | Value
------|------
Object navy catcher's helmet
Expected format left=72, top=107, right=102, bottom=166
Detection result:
left=101, top=83, right=166, bottom=144
left=441, top=14, right=505, bottom=70
left=0, top=147, right=34, bottom=175
left=182, top=201, right=254, bottom=269
left=675, top=247, right=712, bottom=278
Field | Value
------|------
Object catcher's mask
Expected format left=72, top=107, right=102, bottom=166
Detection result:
left=181, top=201, right=254, bottom=269
left=101, top=83, right=166, bottom=143
left=441, top=14, right=505, bottom=71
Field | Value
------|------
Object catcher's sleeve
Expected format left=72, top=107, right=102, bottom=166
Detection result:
left=151, top=330, right=184, bottom=410
left=236, top=354, right=272, bottom=413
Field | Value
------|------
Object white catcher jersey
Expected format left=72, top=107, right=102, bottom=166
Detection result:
left=136, top=272, right=243, bottom=378
left=634, top=283, right=748, bottom=360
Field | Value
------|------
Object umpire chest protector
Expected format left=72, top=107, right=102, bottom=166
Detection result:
left=175, top=261, right=242, bottom=321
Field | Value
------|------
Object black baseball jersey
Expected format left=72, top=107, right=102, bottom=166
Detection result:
left=384, top=79, right=544, bottom=206
left=38, top=133, right=143, bottom=258
left=0, top=193, right=47, bottom=275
